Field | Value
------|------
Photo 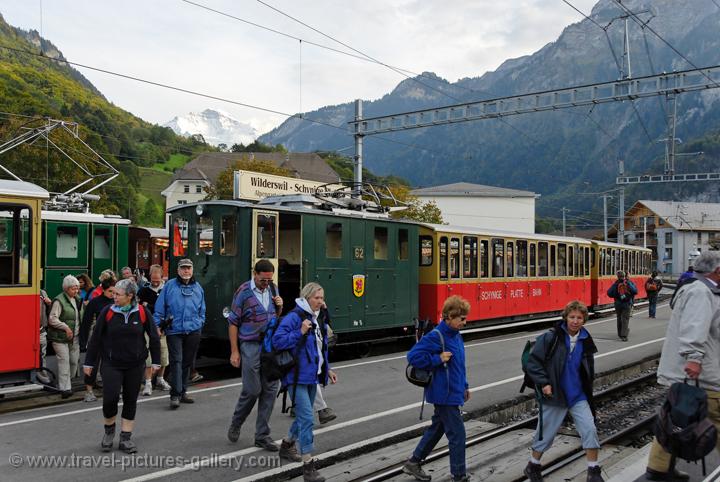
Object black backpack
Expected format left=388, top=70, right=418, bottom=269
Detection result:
left=519, top=328, right=561, bottom=441
left=654, top=380, right=718, bottom=475
left=406, top=328, right=447, bottom=420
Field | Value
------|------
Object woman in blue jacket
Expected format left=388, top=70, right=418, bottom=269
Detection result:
left=272, top=282, right=337, bottom=482
left=403, top=295, right=470, bottom=482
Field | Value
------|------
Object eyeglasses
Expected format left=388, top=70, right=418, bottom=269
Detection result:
left=460, top=316, right=467, bottom=322
left=257, top=277, right=273, bottom=283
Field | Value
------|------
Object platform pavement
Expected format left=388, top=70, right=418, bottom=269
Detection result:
left=0, top=301, right=683, bottom=481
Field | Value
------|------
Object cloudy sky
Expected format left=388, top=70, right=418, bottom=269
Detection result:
left=0, top=0, right=597, bottom=135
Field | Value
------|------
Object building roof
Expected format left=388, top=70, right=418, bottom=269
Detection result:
left=410, top=182, right=537, bottom=198
left=637, top=200, right=720, bottom=231
left=170, top=152, right=340, bottom=185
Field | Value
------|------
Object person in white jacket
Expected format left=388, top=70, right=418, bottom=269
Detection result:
left=645, top=250, right=720, bottom=481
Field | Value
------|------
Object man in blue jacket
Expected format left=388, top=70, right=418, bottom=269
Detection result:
left=403, top=296, right=470, bottom=482
left=154, top=259, right=206, bottom=409
left=607, top=270, right=637, bottom=341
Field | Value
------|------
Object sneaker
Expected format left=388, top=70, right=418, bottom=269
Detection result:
left=254, top=438, right=280, bottom=452
left=190, top=373, right=204, bottom=383
left=118, top=433, right=137, bottom=454
left=156, top=377, right=171, bottom=391
left=227, top=423, right=241, bottom=443
left=142, top=383, right=152, bottom=396
left=180, top=394, right=194, bottom=404
left=83, top=391, right=97, bottom=402
left=302, top=458, right=325, bottom=482
left=587, top=466, right=604, bottom=482
left=279, top=439, right=302, bottom=462
left=36, top=372, right=51, bottom=384
left=524, top=461, right=543, bottom=482
left=402, top=459, right=431, bottom=482
left=317, top=407, right=337, bottom=425
left=645, top=467, right=690, bottom=481
left=170, top=396, right=180, bottom=409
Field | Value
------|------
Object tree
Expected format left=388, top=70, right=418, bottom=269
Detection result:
left=141, top=198, right=161, bottom=226
left=204, top=156, right=293, bottom=200
left=387, top=185, right=444, bottom=224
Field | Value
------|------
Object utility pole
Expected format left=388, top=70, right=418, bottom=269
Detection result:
left=562, top=208, right=568, bottom=237
left=602, top=195, right=611, bottom=242
left=618, top=187, right=625, bottom=245
left=643, top=216, right=647, bottom=249
left=353, top=99, right=364, bottom=198
left=621, top=16, right=632, bottom=79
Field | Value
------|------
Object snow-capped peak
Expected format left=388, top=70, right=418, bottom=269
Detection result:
left=164, top=109, right=258, bottom=146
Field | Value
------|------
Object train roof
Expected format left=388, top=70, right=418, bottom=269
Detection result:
left=421, top=222, right=594, bottom=244
left=41, top=210, right=131, bottom=225
left=0, top=180, right=50, bottom=199
left=131, top=226, right=168, bottom=238
left=593, top=239, right=652, bottom=252
left=168, top=199, right=419, bottom=224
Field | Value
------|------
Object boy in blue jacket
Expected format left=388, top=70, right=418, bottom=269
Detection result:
left=403, top=296, right=470, bottom=482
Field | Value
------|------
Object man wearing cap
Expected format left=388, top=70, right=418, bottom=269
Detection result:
left=154, top=259, right=206, bottom=409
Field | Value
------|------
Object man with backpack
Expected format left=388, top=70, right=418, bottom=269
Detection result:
left=645, top=271, right=663, bottom=319
left=607, top=270, right=637, bottom=341
left=226, top=259, right=284, bottom=451
left=645, top=251, right=720, bottom=481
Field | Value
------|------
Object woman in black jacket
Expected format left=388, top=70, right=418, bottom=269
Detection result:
left=83, top=279, right=160, bottom=453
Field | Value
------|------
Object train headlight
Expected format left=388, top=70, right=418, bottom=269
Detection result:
left=196, top=204, right=204, bottom=216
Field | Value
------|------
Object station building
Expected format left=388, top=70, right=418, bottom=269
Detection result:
left=410, top=182, right=538, bottom=233
left=610, top=200, right=720, bottom=276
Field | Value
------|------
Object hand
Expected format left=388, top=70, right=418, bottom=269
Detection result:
left=685, top=361, right=702, bottom=379
left=464, top=389, right=471, bottom=402
left=542, top=385, right=553, bottom=397
left=157, top=327, right=162, bottom=337
left=42, top=296, right=52, bottom=306
left=230, top=350, right=241, bottom=368
left=440, top=351, right=453, bottom=363
left=328, top=370, right=338, bottom=384
left=273, top=295, right=283, bottom=310
left=65, top=327, right=74, bottom=340
left=83, top=366, right=92, bottom=376
left=301, top=319, right=313, bottom=335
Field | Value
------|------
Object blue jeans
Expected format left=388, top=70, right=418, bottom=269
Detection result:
left=412, top=405, right=466, bottom=477
left=648, top=295, right=658, bottom=317
left=287, top=384, right=317, bottom=454
left=532, top=399, right=600, bottom=453
left=166, top=331, right=201, bottom=397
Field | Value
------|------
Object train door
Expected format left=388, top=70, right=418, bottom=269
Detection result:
left=277, top=212, right=303, bottom=313
left=44, top=221, right=89, bottom=298
left=115, top=225, right=129, bottom=273
left=91, top=224, right=114, bottom=282
left=348, top=218, right=366, bottom=330
left=251, top=210, right=279, bottom=281
left=364, top=222, right=395, bottom=329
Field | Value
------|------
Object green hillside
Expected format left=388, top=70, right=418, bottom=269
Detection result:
left=0, top=14, right=212, bottom=224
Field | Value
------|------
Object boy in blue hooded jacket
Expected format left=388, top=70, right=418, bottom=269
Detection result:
left=403, top=295, right=470, bottom=482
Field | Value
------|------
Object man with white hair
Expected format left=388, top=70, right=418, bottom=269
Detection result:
left=645, top=251, right=720, bottom=481
left=48, top=275, right=84, bottom=398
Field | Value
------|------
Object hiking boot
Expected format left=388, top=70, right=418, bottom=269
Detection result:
left=84, top=391, right=97, bottom=402
left=645, top=467, right=690, bottom=481
left=101, top=424, right=115, bottom=452
left=587, top=466, right=604, bottom=482
left=524, top=461, right=543, bottom=482
left=180, top=394, right=194, bottom=404
left=279, top=439, right=302, bottom=462
left=170, top=396, right=180, bottom=409
left=142, top=383, right=152, bottom=396
left=227, top=423, right=241, bottom=443
left=119, top=431, right=137, bottom=454
left=254, top=438, right=280, bottom=452
left=317, top=408, right=337, bottom=425
left=402, top=459, right=431, bottom=481
left=61, top=390, right=73, bottom=399
left=156, top=377, right=171, bottom=391
left=302, top=458, right=325, bottom=482
left=452, top=476, right=470, bottom=482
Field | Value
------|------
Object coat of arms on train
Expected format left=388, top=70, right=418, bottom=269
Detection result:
left=352, top=274, right=365, bottom=298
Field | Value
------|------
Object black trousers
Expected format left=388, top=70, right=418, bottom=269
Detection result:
left=101, top=363, right=145, bottom=420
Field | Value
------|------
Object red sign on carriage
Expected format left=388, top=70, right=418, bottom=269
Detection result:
left=353, top=274, right=365, bottom=298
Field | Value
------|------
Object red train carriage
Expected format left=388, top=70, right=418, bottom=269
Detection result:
left=0, top=180, right=47, bottom=386
left=591, top=241, right=652, bottom=306
left=129, top=226, right=169, bottom=278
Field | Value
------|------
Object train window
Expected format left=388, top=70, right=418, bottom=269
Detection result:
left=578, top=247, right=584, bottom=277
left=585, top=248, right=590, bottom=276
left=256, top=214, right=276, bottom=258
left=568, top=246, right=574, bottom=276
left=492, top=238, right=504, bottom=278
left=0, top=206, right=32, bottom=286
left=550, top=245, right=556, bottom=276
left=196, top=215, right=214, bottom=256
left=529, top=243, right=536, bottom=277
left=374, top=227, right=388, bottom=260
left=326, top=223, right=343, bottom=259
left=506, top=242, right=514, bottom=278
left=480, top=240, right=488, bottom=277
left=56, top=226, right=79, bottom=259
left=538, top=242, right=548, bottom=276
left=557, top=244, right=566, bottom=276
left=462, top=236, right=478, bottom=278
left=605, top=248, right=612, bottom=276
left=221, top=216, right=237, bottom=256
left=420, top=236, right=433, bottom=266
left=449, top=238, right=460, bottom=278
left=94, top=228, right=111, bottom=259
left=516, top=240, right=528, bottom=277
left=398, top=229, right=409, bottom=261
left=439, top=237, right=448, bottom=279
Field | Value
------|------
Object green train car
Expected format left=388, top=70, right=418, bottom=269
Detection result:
left=40, top=211, right=130, bottom=298
left=167, top=198, right=419, bottom=353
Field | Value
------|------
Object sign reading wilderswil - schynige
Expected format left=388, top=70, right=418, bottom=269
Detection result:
left=232, top=170, right=342, bottom=201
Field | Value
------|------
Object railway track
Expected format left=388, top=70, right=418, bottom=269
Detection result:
left=349, top=370, right=660, bottom=482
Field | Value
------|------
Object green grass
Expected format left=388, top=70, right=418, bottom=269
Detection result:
left=151, top=153, right=190, bottom=173
left=138, top=167, right=172, bottom=206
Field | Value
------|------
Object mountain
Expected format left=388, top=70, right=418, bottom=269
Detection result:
left=259, top=0, right=720, bottom=218
left=165, top=109, right=257, bottom=146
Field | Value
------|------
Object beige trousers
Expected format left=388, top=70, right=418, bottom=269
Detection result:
left=52, top=341, right=79, bottom=392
